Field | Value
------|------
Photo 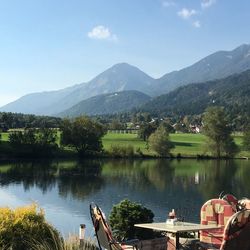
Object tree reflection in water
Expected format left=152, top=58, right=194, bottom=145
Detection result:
left=0, top=161, right=58, bottom=193
left=57, top=160, right=103, bottom=200
left=0, top=160, right=103, bottom=199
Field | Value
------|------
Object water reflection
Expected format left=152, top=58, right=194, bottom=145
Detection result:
left=0, top=159, right=249, bottom=235
left=58, top=160, right=103, bottom=200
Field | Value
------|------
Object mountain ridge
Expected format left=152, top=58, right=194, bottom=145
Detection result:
left=1, top=44, right=250, bottom=115
left=140, top=69, right=250, bottom=118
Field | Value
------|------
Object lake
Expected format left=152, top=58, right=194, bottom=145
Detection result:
left=0, top=159, right=249, bottom=237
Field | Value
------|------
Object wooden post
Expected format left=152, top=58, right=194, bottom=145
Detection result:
left=79, top=224, right=86, bottom=246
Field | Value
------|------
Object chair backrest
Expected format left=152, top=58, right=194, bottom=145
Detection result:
left=221, top=194, right=238, bottom=212
left=90, top=203, right=122, bottom=250
left=220, top=209, right=250, bottom=250
left=200, top=199, right=235, bottom=248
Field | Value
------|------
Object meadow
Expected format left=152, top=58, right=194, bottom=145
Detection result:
left=102, top=132, right=249, bottom=158
left=1, top=131, right=249, bottom=158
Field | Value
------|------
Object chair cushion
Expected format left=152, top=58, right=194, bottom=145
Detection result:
left=200, top=199, right=235, bottom=247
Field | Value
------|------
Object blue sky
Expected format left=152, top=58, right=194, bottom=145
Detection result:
left=0, top=0, right=249, bottom=106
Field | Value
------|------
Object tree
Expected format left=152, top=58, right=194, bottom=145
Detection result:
left=203, top=106, right=238, bottom=158
left=243, top=126, right=250, bottom=151
left=109, top=199, right=154, bottom=240
left=148, top=125, right=174, bottom=156
left=161, top=121, right=175, bottom=133
left=60, top=117, right=106, bottom=155
left=109, top=119, right=125, bottom=130
left=9, top=128, right=58, bottom=157
left=138, top=123, right=156, bottom=141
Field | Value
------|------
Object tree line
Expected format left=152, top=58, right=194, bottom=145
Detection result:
left=1, top=107, right=250, bottom=159
left=0, top=112, right=62, bottom=131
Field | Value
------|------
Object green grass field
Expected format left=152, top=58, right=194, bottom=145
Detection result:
left=102, top=132, right=207, bottom=156
left=102, top=132, right=249, bottom=157
left=1, top=133, right=9, bottom=141
left=1, top=131, right=249, bottom=158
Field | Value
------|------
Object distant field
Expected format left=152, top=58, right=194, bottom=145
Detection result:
left=102, top=132, right=152, bottom=153
left=170, top=133, right=206, bottom=156
left=102, top=132, right=207, bottom=156
left=102, top=132, right=248, bottom=157
left=1, top=131, right=249, bottom=158
left=1, top=133, right=9, bottom=141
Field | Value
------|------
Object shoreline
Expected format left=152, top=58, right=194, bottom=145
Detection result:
left=0, top=152, right=249, bottom=162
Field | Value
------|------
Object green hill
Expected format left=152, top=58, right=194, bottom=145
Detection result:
left=58, top=90, right=151, bottom=117
left=141, top=69, right=250, bottom=118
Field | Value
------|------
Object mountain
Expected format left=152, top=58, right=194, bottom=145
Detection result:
left=58, top=90, right=151, bottom=117
left=154, top=44, right=250, bottom=95
left=0, top=63, right=154, bottom=115
left=0, top=84, right=82, bottom=115
left=1, top=44, right=250, bottom=116
left=141, top=69, right=250, bottom=117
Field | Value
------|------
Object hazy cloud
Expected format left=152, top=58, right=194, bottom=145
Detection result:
left=88, top=25, right=117, bottom=41
left=177, top=8, right=197, bottom=19
left=201, top=0, right=216, bottom=9
left=193, top=20, right=201, bottom=28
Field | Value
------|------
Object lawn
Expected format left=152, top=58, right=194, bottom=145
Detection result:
left=102, top=132, right=150, bottom=153
left=102, top=132, right=249, bottom=157
left=1, top=133, right=9, bottom=141
left=170, top=133, right=206, bottom=156
left=102, top=132, right=207, bottom=156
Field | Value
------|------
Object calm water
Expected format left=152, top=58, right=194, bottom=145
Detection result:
left=0, top=159, right=250, bottom=237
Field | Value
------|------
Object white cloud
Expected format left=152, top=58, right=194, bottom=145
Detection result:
left=162, top=1, right=176, bottom=7
left=87, top=25, right=117, bottom=41
left=193, top=20, right=201, bottom=28
left=177, top=8, right=197, bottom=19
left=201, top=0, right=216, bottom=9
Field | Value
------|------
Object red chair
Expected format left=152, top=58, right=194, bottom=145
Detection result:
left=220, top=194, right=238, bottom=212
left=198, top=198, right=235, bottom=249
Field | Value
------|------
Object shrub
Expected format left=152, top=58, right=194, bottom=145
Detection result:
left=109, top=144, right=135, bottom=157
left=109, top=199, right=155, bottom=240
left=148, top=125, right=174, bottom=157
left=0, top=203, right=61, bottom=250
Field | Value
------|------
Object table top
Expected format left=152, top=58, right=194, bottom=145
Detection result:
left=134, top=222, right=220, bottom=233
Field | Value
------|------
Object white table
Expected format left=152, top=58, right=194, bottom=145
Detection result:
left=134, top=222, right=221, bottom=250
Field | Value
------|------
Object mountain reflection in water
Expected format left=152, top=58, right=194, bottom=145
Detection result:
left=0, top=159, right=249, bottom=236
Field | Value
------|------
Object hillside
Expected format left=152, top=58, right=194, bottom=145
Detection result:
left=0, top=84, right=82, bottom=115
left=58, top=90, right=151, bottom=117
left=154, top=44, right=250, bottom=95
left=141, top=69, right=250, bottom=117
